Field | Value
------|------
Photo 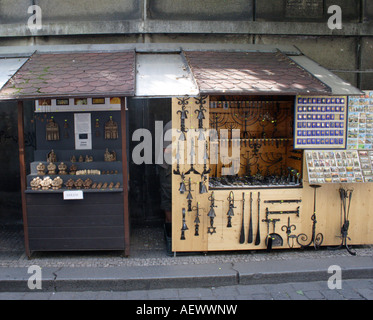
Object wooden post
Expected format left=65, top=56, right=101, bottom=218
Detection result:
left=17, top=100, right=30, bottom=258
left=121, top=97, right=130, bottom=256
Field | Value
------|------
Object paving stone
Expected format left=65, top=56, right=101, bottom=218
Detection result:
left=303, top=290, right=325, bottom=300
left=355, top=288, right=373, bottom=300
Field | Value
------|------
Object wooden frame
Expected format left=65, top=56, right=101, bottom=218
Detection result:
left=17, top=100, right=30, bottom=257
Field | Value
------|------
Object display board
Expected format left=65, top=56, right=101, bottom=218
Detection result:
left=305, top=150, right=362, bottom=184
left=294, top=96, right=347, bottom=149
left=347, top=91, right=373, bottom=150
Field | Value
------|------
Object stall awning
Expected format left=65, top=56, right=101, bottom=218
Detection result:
left=184, top=50, right=332, bottom=96
left=0, top=44, right=364, bottom=100
left=0, top=51, right=135, bottom=100
left=0, top=57, right=29, bottom=91
left=289, top=55, right=363, bottom=96
left=136, top=53, right=198, bottom=97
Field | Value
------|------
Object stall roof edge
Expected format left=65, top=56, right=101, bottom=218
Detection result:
left=289, top=55, right=363, bottom=96
left=0, top=43, right=302, bottom=57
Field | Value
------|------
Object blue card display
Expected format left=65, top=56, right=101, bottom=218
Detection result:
left=294, top=96, right=347, bottom=149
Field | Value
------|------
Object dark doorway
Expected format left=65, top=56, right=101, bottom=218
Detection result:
left=127, top=98, right=171, bottom=226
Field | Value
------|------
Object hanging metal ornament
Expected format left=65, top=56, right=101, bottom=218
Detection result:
left=194, top=96, right=207, bottom=141
left=173, top=141, right=182, bottom=175
left=180, top=208, right=188, bottom=240
left=193, top=203, right=201, bottom=236
left=185, top=138, right=200, bottom=175
left=176, top=97, right=189, bottom=141
left=178, top=173, right=187, bottom=194
left=63, top=119, right=69, bottom=139
left=199, top=174, right=208, bottom=194
left=186, top=177, right=194, bottom=212
left=226, top=191, right=236, bottom=228
left=207, top=192, right=217, bottom=235
left=95, top=119, right=100, bottom=137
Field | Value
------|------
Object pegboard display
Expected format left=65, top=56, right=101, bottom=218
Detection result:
left=294, top=96, right=347, bottom=149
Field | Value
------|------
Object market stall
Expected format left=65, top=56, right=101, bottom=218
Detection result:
left=170, top=51, right=373, bottom=255
left=0, top=51, right=135, bottom=257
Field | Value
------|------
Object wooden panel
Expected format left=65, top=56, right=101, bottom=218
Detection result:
left=27, top=214, right=124, bottom=227
left=172, top=97, right=210, bottom=252
left=29, top=238, right=125, bottom=251
left=28, top=226, right=124, bottom=239
left=27, top=204, right=124, bottom=218
left=26, top=192, right=124, bottom=206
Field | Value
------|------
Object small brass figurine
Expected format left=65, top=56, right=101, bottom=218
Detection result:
left=104, top=148, right=117, bottom=162
left=30, top=177, right=42, bottom=190
left=104, top=116, right=119, bottom=140
left=70, top=155, right=77, bottom=163
left=36, top=163, right=46, bottom=176
left=51, top=177, right=63, bottom=190
left=40, top=176, right=52, bottom=190
left=46, top=117, right=60, bottom=141
left=74, top=178, right=84, bottom=189
left=47, top=162, right=57, bottom=175
left=69, top=164, right=78, bottom=175
left=47, top=150, right=57, bottom=163
left=83, top=178, right=93, bottom=189
left=65, top=179, right=75, bottom=190
left=58, top=162, right=68, bottom=175
left=85, top=155, right=93, bottom=162
left=78, top=155, right=84, bottom=162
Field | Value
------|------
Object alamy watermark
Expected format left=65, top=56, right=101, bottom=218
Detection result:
left=328, top=5, right=342, bottom=30
left=27, top=265, right=42, bottom=290
left=328, top=265, right=342, bottom=290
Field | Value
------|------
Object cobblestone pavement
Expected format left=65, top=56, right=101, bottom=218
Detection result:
left=0, top=279, right=372, bottom=300
left=1, top=222, right=373, bottom=268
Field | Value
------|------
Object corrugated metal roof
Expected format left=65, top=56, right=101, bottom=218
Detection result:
left=0, top=58, right=29, bottom=90
left=289, top=55, right=363, bottom=96
left=184, top=50, right=332, bottom=95
left=136, top=53, right=198, bottom=97
left=0, top=51, right=135, bottom=100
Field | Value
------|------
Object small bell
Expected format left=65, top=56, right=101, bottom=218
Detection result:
left=179, top=181, right=186, bottom=194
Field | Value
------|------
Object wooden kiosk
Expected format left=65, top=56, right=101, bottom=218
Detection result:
left=1, top=51, right=135, bottom=257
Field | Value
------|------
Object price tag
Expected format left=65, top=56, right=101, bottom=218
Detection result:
left=63, top=190, right=84, bottom=200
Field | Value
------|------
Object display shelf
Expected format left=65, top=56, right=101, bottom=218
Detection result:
left=25, top=188, right=123, bottom=194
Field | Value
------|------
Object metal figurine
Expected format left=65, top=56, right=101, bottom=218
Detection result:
left=281, top=217, right=297, bottom=248
left=199, top=174, right=208, bottom=194
left=178, top=173, right=187, bottom=194
left=296, top=185, right=324, bottom=250
left=46, top=117, right=60, bottom=141
left=104, top=116, right=119, bottom=140
left=193, top=203, right=201, bottom=236
left=176, top=97, right=189, bottom=141
left=186, top=177, right=194, bottom=212
left=207, top=192, right=217, bottom=235
left=180, top=208, right=188, bottom=240
left=226, top=191, right=236, bottom=228
left=194, top=96, right=207, bottom=141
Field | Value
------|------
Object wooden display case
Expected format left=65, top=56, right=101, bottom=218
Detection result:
left=18, top=100, right=129, bottom=256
